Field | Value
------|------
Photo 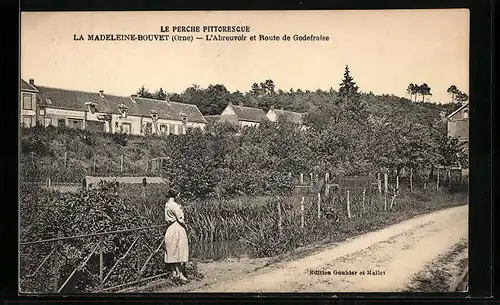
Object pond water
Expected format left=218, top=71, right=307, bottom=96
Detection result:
left=189, top=239, right=252, bottom=261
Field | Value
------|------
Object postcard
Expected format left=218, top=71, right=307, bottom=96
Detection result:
left=19, top=9, right=469, bottom=294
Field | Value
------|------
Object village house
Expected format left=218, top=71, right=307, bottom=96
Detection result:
left=446, top=102, right=469, bottom=147
left=20, top=79, right=39, bottom=127
left=219, top=102, right=268, bottom=128
left=446, top=103, right=469, bottom=139
left=21, top=78, right=207, bottom=135
left=266, top=106, right=306, bottom=129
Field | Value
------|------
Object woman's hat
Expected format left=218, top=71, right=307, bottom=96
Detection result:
left=166, top=187, right=180, bottom=198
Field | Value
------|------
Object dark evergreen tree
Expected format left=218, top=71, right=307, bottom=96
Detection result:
left=338, top=65, right=359, bottom=98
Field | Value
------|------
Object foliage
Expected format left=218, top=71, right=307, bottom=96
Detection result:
left=20, top=182, right=199, bottom=293
left=137, top=85, right=154, bottom=99
left=447, top=85, right=469, bottom=104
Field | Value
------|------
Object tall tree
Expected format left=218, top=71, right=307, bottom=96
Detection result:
left=407, top=83, right=419, bottom=102
left=447, top=85, right=459, bottom=103
left=337, top=65, right=367, bottom=121
left=338, top=65, right=359, bottom=97
left=419, top=83, right=432, bottom=102
left=456, top=91, right=469, bottom=104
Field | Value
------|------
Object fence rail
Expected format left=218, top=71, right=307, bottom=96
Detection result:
left=20, top=224, right=168, bottom=294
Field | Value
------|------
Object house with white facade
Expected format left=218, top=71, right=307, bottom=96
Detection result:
left=22, top=78, right=207, bottom=135
left=266, top=106, right=306, bottom=129
left=220, top=103, right=268, bottom=128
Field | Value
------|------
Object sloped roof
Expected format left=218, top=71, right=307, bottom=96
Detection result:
left=204, top=114, right=239, bottom=125
left=20, top=79, right=38, bottom=92
left=34, top=85, right=206, bottom=123
left=204, top=115, right=222, bottom=124
left=229, top=104, right=268, bottom=123
left=133, top=97, right=206, bottom=123
left=272, top=109, right=305, bottom=124
left=446, top=103, right=469, bottom=120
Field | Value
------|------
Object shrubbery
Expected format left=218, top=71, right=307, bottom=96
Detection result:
left=20, top=182, right=194, bottom=293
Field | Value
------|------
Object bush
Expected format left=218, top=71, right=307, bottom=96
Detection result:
left=19, top=182, right=199, bottom=293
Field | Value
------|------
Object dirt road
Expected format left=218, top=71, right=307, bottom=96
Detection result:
left=157, top=204, right=468, bottom=293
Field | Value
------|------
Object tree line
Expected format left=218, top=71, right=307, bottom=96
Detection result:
left=135, top=65, right=467, bottom=118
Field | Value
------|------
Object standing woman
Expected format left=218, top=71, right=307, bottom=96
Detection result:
left=164, top=188, right=189, bottom=281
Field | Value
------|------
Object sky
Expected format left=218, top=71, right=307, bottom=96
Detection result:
left=21, top=10, right=469, bottom=103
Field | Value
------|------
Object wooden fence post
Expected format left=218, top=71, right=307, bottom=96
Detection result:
left=362, top=188, right=366, bottom=214
left=309, top=173, right=313, bottom=185
left=31, top=151, right=35, bottom=167
left=64, top=151, right=67, bottom=168
left=377, top=173, right=382, bottom=194
left=288, top=172, right=292, bottom=180
left=277, top=200, right=283, bottom=237
left=300, top=197, right=305, bottom=228
left=346, top=190, right=352, bottom=219
left=447, top=168, right=451, bottom=188
left=384, top=173, right=388, bottom=211
left=396, top=175, right=399, bottom=192
left=390, top=188, right=397, bottom=209
left=436, top=167, right=440, bottom=191
left=93, top=154, right=96, bottom=174
left=325, top=184, right=330, bottom=197
left=410, top=168, right=413, bottom=192
left=120, top=155, right=124, bottom=173
left=325, top=172, right=330, bottom=183
left=317, top=193, right=321, bottom=219
left=300, top=173, right=304, bottom=185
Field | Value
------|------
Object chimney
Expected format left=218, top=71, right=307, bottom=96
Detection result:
left=99, top=90, right=104, bottom=97
left=29, top=79, right=35, bottom=86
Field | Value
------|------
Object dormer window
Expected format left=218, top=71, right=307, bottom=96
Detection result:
left=118, top=104, right=128, bottom=118
left=45, top=98, right=53, bottom=105
left=150, top=110, right=158, bottom=121
left=85, top=102, right=98, bottom=114
left=180, top=112, right=188, bottom=124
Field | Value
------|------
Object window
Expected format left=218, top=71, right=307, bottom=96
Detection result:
left=68, top=118, right=84, bottom=129
left=87, top=121, right=106, bottom=132
left=23, top=93, right=33, bottom=110
left=58, top=119, right=66, bottom=128
left=144, top=122, right=152, bottom=135
left=22, top=116, right=33, bottom=127
left=159, top=124, right=167, bottom=134
left=44, top=117, right=52, bottom=127
left=39, top=108, right=45, bottom=116
left=119, top=105, right=128, bottom=118
left=122, top=123, right=131, bottom=134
